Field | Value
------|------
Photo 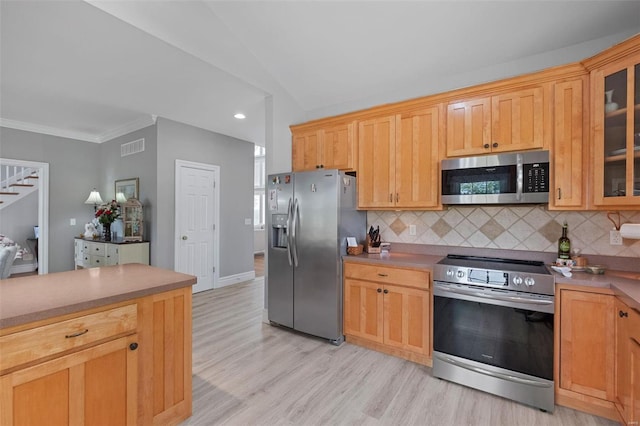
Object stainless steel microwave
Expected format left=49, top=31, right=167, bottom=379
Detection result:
left=441, top=151, right=549, bottom=205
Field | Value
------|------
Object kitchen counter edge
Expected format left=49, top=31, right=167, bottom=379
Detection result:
left=0, top=264, right=197, bottom=330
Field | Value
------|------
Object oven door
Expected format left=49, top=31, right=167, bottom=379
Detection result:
left=433, top=281, right=554, bottom=380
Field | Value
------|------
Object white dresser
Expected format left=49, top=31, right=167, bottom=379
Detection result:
left=74, top=238, right=149, bottom=269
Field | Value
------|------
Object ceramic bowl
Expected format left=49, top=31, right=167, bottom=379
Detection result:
left=585, top=265, right=606, bottom=275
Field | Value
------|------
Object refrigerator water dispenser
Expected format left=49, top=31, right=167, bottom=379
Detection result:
left=271, top=214, right=288, bottom=248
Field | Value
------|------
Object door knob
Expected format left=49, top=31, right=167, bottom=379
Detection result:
left=182, top=236, right=188, bottom=240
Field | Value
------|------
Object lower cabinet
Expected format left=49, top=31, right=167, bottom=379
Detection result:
left=1, top=334, right=139, bottom=426
left=615, top=296, right=640, bottom=425
left=75, top=239, right=150, bottom=269
left=556, top=285, right=618, bottom=420
left=343, top=261, right=431, bottom=365
left=0, top=287, right=192, bottom=426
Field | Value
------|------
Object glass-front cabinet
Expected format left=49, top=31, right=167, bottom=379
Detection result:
left=593, top=52, right=640, bottom=206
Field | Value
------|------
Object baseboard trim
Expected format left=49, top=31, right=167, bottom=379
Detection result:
left=217, top=271, right=256, bottom=288
left=262, top=308, right=269, bottom=324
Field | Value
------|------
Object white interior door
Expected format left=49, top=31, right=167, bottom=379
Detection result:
left=174, top=160, right=219, bottom=293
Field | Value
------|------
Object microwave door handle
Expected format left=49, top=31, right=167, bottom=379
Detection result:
left=516, top=154, right=523, bottom=201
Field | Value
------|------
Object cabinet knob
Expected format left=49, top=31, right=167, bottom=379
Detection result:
left=383, top=289, right=389, bottom=294
left=129, top=342, right=139, bottom=351
left=492, top=142, right=498, bottom=148
left=377, top=288, right=382, bottom=293
left=483, top=143, right=490, bottom=149
left=182, top=235, right=188, bottom=240
left=619, top=310, right=629, bottom=318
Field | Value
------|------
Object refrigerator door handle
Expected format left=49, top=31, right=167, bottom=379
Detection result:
left=286, top=197, right=293, bottom=266
left=291, top=198, right=300, bottom=267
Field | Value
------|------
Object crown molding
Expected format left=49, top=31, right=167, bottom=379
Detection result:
left=97, top=114, right=157, bottom=143
left=0, top=115, right=158, bottom=144
left=0, top=118, right=101, bottom=143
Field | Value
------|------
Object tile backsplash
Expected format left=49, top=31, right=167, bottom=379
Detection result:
left=367, top=206, right=640, bottom=257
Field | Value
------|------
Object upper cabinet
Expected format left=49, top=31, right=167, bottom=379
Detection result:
left=446, top=87, right=545, bottom=157
left=591, top=50, right=640, bottom=207
left=549, top=77, right=587, bottom=210
left=291, top=121, right=356, bottom=172
left=358, top=106, right=442, bottom=210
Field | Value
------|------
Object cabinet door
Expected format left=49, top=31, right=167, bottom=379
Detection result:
left=592, top=53, right=640, bottom=207
left=343, top=278, right=383, bottom=343
left=615, top=298, right=632, bottom=423
left=106, top=244, right=119, bottom=265
left=358, top=116, right=396, bottom=208
left=632, top=338, right=640, bottom=424
left=446, top=97, right=491, bottom=157
left=396, top=107, right=441, bottom=208
left=292, top=130, right=322, bottom=171
left=491, top=87, right=544, bottom=153
left=137, top=288, right=192, bottom=425
left=0, top=334, right=138, bottom=426
left=551, top=79, right=585, bottom=209
left=560, top=290, right=615, bottom=401
left=382, top=284, right=430, bottom=355
left=322, top=122, right=356, bottom=170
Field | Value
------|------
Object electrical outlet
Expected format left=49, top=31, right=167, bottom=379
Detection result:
left=610, top=230, right=623, bottom=246
left=409, top=224, right=417, bottom=236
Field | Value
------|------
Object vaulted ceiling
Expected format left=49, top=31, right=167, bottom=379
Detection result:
left=1, top=1, right=638, bottom=145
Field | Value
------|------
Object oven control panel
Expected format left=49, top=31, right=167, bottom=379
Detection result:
left=435, top=265, right=554, bottom=296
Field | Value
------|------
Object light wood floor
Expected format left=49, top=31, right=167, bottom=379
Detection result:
left=184, top=278, right=617, bottom=426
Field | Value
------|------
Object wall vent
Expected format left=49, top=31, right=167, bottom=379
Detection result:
left=121, top=138, right=145, bottom=157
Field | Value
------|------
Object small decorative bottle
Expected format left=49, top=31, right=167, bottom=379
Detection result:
left=558, top=222, right=571, bottom=260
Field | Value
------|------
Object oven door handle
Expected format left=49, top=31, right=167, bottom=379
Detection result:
left=434, top=283, right=553, bottom=306
left=434, top=354, right=553, bottom=388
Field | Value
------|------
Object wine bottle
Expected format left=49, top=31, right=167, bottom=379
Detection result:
left=558, top=222, right=571, bottom=259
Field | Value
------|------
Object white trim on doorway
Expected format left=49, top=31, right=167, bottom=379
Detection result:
left=0, top=158, right=49, bottom=274
left=174, top=159, right=220, bottom=290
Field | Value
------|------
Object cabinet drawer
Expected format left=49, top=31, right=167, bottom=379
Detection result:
left=0, top=304, right=137, bottom=373
left=90, top=254, right=106, bottom=267
left=344, top=262, right=430, bottom=289
left=86, top=242, right=105, bottom=256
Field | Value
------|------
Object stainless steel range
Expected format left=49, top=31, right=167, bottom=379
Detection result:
left=432, top=255, right=555, bottom=412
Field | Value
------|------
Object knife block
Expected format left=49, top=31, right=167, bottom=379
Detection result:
left=365, top=236, right=381, bottom=254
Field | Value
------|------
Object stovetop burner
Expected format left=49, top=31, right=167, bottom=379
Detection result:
left=437, top=254, right=551, bottom=275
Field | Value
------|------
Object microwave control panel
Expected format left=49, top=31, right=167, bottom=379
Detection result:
left=523, top=162, right=549, bottom=193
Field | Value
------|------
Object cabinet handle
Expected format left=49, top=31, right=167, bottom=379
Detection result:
left=377, top=288, right=382, bottom=293
left=383, top=289, right=389, bottom=294
left=619, top=310, right=629, bottom=318
left=396, top=193, right=399, bottom=202
left=483, top=143, right=490, bottom=149
left=377, top=273, right=388, bottom=277
left=65, top=329, right=89, bottom=338
left=557, top=188, right=561, bottom=200
left=492, top=142, right=498, bottom=148
left=129, top=342, right=139, bottom=351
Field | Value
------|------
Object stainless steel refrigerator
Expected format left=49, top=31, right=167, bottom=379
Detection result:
left=267, top=169, right=366, bottom=344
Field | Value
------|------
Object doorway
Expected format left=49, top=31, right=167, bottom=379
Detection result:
left=0, top=158, right=49, bottom=274
left=174, top=160, right=219, bottom=293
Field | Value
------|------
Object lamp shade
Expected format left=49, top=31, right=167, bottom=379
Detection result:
left=115, top=192, right=128, bottom=203
left=84, top=189, right=104, bottom=205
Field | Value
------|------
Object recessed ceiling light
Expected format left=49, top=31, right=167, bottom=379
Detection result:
left=234, top=113, right=246, bottom=119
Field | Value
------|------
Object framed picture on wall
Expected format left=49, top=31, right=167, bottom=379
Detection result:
left=115, top=177, right=139, bottom=201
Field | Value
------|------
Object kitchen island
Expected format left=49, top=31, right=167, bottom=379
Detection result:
left=0, top=264, right=196, bottom=426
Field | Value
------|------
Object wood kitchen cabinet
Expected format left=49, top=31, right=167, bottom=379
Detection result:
left=446, top=87, right=544, bottom=157
left=556, top=285, right=618, bottom=420
left=549, top=77, right=587, bottom=209
left=343, top=261, right=431, bottom=365
left=589, top=47, right=640, bottom=208
left=0, top=282, right=193, bottom=426
left=358, top=106, right=442, bottom=209
left=291, top=121, right=356, bottom=172
left=615, top=296, right=640, bottom=425
left=0, top=304, right=139, bottom=426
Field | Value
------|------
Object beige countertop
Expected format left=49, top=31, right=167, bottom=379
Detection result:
left=345, top=252, right=640, bottom=310
left=0, top=264, right=196, bottom=329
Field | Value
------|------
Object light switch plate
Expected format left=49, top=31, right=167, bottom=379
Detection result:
left=70, top=218, right=76, bottom=226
